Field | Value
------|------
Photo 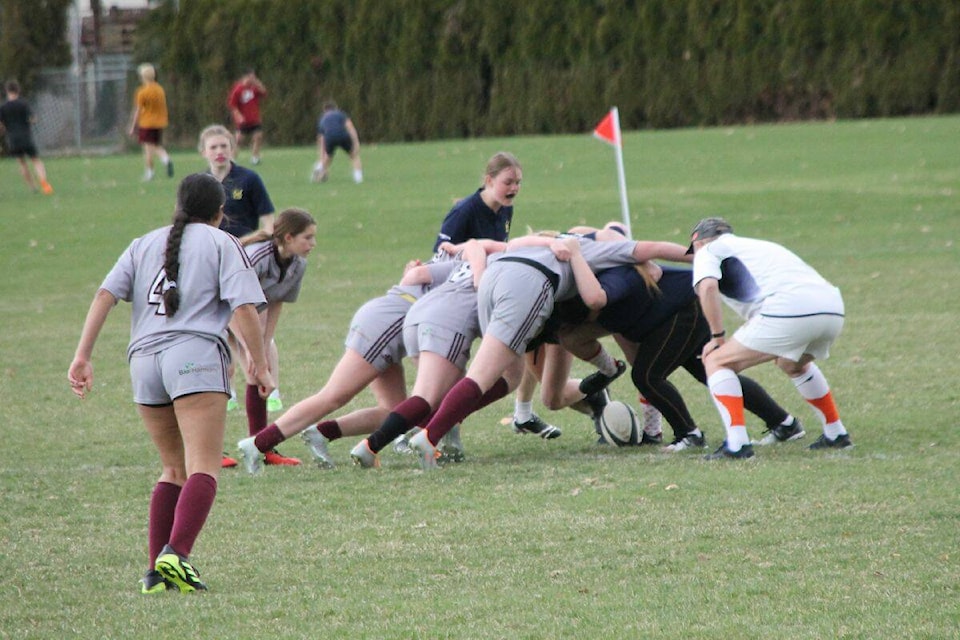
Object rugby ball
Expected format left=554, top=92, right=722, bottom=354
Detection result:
left=599, top=400, right=640, bottom=447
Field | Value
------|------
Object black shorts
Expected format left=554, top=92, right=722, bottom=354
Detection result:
left=323, top=134, right=352, bottom=156
left=238, top=123, right=262, bottom=135
left=6, top=139, right=38, bottom=158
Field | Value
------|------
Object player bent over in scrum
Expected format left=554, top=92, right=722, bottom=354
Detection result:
left=235, top=258, right=459, bottom=473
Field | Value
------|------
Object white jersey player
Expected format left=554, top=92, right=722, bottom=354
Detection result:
left=687, top=217, right=851, bottom=459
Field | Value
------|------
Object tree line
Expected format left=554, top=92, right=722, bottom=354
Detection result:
left=4, top=0, right=958, bottom=146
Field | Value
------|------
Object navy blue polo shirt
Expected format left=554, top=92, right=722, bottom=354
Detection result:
left=217, top=162, right=275, bottom=238
left=433, top=189, right=513, bottom=251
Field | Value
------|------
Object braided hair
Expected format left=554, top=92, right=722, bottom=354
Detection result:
left=162, top=173, right=225, bottom=317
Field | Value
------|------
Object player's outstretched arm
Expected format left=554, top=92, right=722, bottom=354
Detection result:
left=632, top=241, right=690, bottom=264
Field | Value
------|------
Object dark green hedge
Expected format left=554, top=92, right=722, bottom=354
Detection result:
left=135, top=0, right=960, bottom=145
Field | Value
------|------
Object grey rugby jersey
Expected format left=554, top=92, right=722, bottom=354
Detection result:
left=488, top=238, right=638, bottom=301
left=245, top=240, right=308, bottom=311
left=100, top=223, right=266, bottom=359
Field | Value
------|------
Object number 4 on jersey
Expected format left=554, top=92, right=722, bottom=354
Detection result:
left=147, top=269, right=170, bottom=316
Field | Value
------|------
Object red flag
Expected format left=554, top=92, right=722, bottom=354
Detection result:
left=593, top=109, right=620, bottom=147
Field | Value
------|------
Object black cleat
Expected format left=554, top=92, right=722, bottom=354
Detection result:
left=578, top=360, right=627, bottom=396
left=704, top=441, right=755, bottom=460
left=513, top=414, right=562, bottom=439
left=808, top=433, right=853, bottom=450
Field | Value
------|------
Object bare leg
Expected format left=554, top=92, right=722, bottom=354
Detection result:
left=334, top=363, right=409, bottom=437
left=274, top=349, right=380, bottom=438
left=16, top=157, right=35, bottom=190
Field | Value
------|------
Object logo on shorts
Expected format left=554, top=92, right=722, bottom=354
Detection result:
left=178, top=361, right=219, bottom=376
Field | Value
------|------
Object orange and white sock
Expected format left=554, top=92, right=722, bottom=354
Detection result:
left=707, top=368, right=749, bottom=450
left=792, top=363, right=846, bottom=439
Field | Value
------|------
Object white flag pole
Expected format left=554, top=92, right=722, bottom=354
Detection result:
left=611, top=107, right=632, bottom=238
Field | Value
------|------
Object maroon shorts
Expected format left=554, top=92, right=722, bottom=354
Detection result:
left=137, top=128, right=163, bottom=145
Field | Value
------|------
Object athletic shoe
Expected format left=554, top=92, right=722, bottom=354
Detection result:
left=221, top=454, right=238, bottom=468
left=512, top=414, right=562, bottom=439
left=40, top=180, right=53, bottom=195
left=141, top=169, right=154, bottom=182
left=438, top=424, right=465, bottom=463
left=663, top=431, right=706, bottom=452
left=392, top=432, right=415, bottom=455
left=300, top=425, right=335, bottom=469
left=166, top=159, right=174, bottom=178
left=155, top=544, right=207, bottom=593
left=583, top=388, right=610, bottom=437
left=350, top=439, right=380, bottom=468
left=704, top=441, right=755, bottom=460
left=408, top=429, right=440, bottom=471
left=264, top=449, right=301, bottom=466
left=251, top=156, right=261, bottom=165
left=640, top=431, right=663, bottom=446
left=808, top=433, right=853, bottom=450
left=237, top=436, right=263, bottom=475
left=267, top=395, right=283, bottom=412
left=583, top=389, right=610, bottom=420
left=226, top=397, right=239, bottom=412
left=578, top=360, right=627, bottom=396
left=139, top=569, right=172, bottom=594
left=753, top=417, right=806, bottom=445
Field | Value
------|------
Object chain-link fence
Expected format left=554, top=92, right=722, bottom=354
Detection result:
left=30, top=54, right=132, bottom=155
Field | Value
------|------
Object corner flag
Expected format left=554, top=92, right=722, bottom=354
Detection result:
left=592, top=107, right=631, bottom=237
left=593, top=109, right=620, bottom=147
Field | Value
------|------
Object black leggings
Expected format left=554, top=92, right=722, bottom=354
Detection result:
left=629, top=300, right=788, bottom=439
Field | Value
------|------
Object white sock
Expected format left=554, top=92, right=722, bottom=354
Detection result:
left=707, top=368, right=749, bottom=450
left=587, top=347, right=618, bottom=376
left=514, top=400, right=533, bottom=423
left=353, top=169, right=363, bottom=183
left=638, top=396, right=662, bottom=435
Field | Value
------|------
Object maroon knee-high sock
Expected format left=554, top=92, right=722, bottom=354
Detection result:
left=475, top=377, right=510, bottom=411
left=424, top=379, right=484, bottom=444
left=168, top=472, right=217, bottom=557
left=317, top=420, right=341, bottom=441
left=148, top=481, right=181, bottom=567
left=253, top=424, right=285, bottom=452
left=246, top=384, right=268, bottom=436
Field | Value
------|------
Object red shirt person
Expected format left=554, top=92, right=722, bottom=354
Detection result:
left=227, top=69, right=267, bottom=164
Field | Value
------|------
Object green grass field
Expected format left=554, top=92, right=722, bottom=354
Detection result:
left=1, top=116, right=958, bottom=639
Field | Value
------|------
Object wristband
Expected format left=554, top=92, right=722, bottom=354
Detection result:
left=711, top=330, right=726, bottom=338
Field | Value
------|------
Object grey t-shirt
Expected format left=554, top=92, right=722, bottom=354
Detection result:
left=245, top=240, right=307, bottom=311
